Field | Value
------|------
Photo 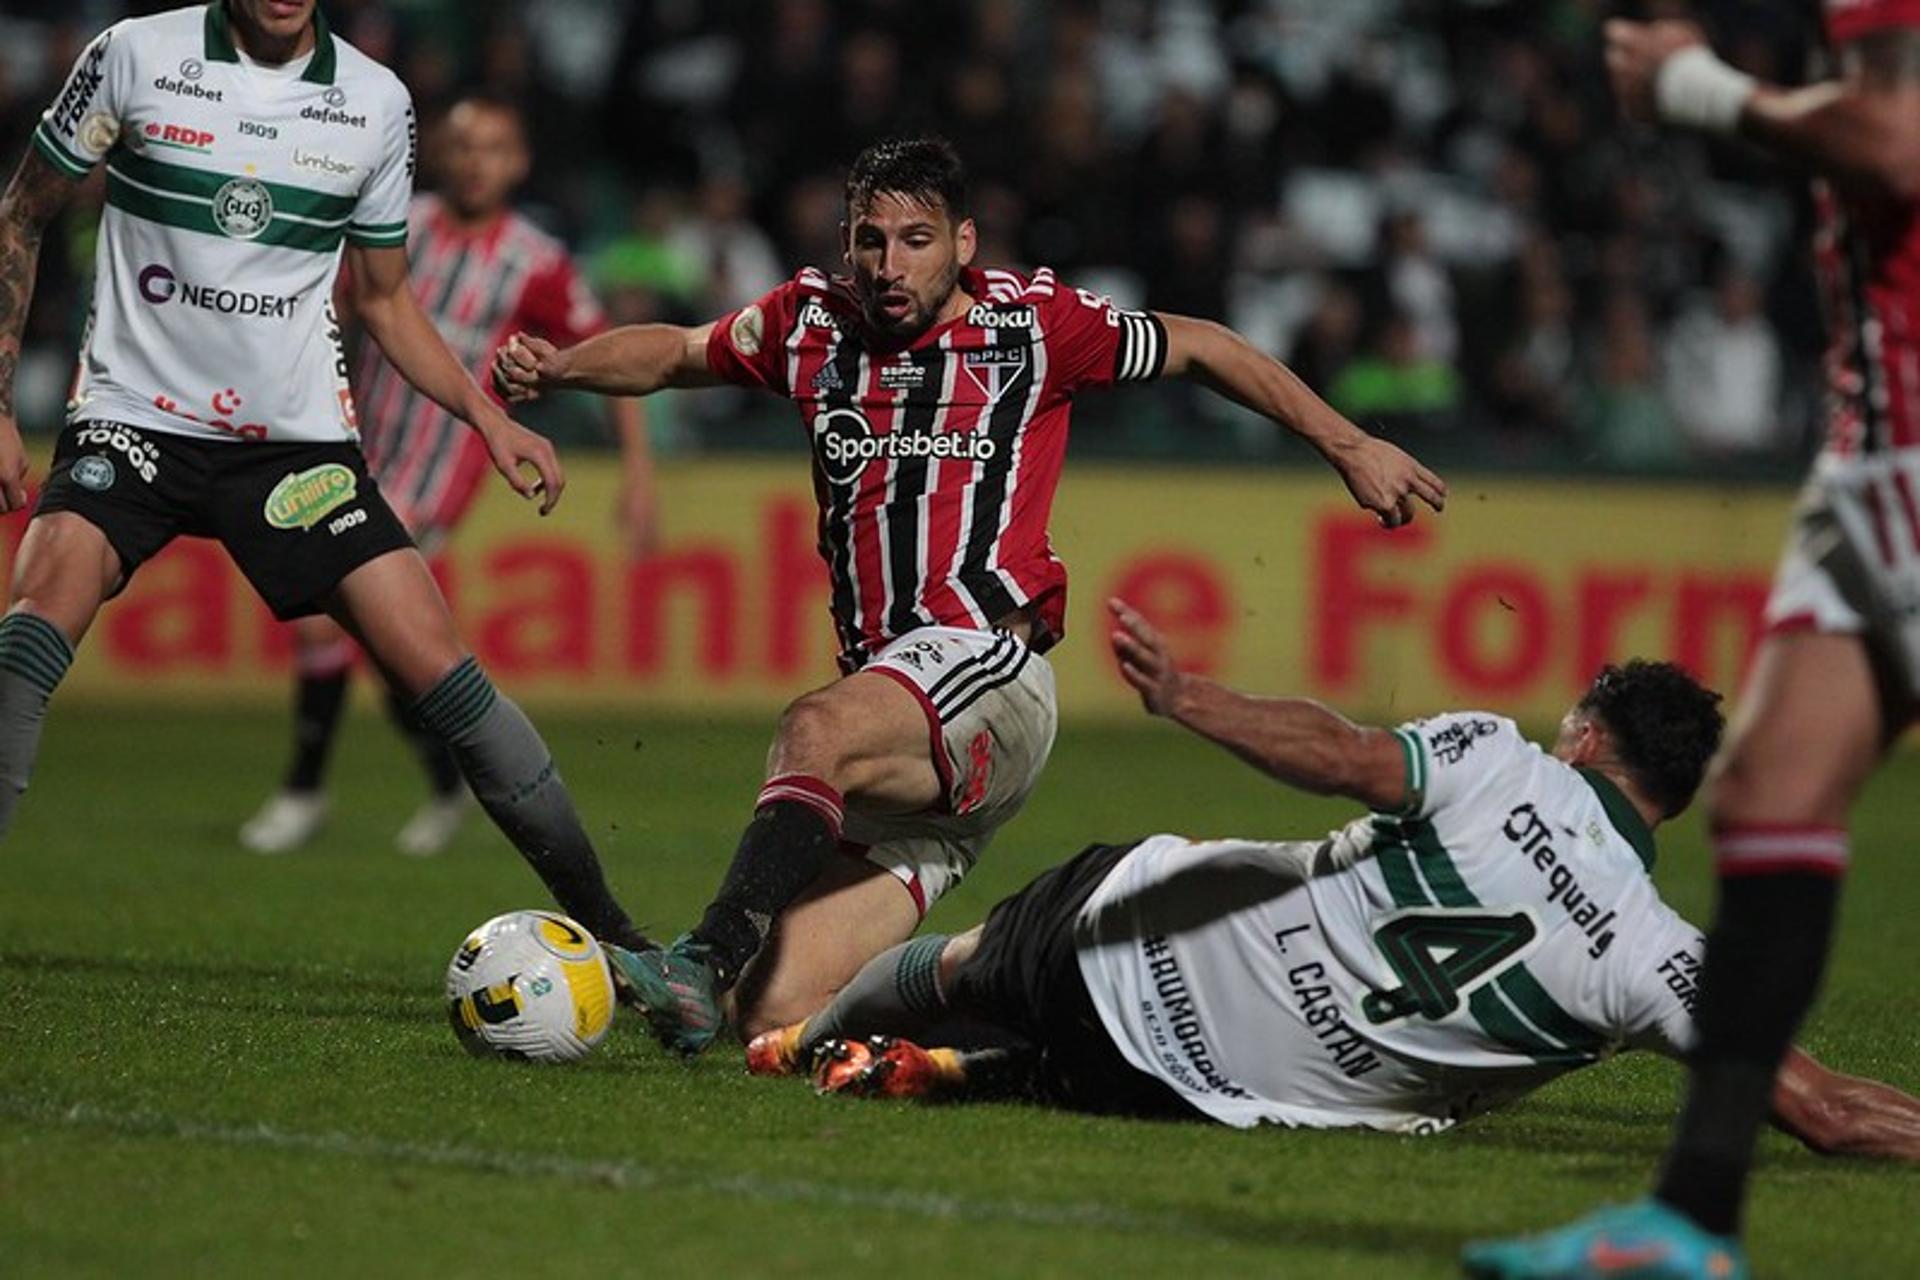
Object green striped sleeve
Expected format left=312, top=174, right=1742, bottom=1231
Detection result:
left=1392, top=727, right=1427, bottom=816
left=345, top=220, right=408, bottom=247
left=31, top=121, right=93, bottom=179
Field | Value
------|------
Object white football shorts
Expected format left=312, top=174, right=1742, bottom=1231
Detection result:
left=1766, top=449, right=1920, bottom=704
left=844, top=625, right=1058, bottom=915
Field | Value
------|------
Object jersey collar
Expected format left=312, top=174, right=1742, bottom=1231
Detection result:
left=204, top=2, right=339, bottom=85
left=1577, top=767, right=1657, bottom=872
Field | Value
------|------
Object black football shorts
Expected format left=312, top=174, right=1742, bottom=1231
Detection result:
left=35, top=420, right=414, bottom=620
left=949, top=839, right=1199, bottom=1120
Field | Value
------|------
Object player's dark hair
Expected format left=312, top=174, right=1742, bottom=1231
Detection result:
left=845, top=137, right=969, bottom=220
left=1577, top=660, right=1725, bottom=818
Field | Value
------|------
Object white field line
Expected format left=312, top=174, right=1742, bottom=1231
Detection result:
left=0, top=1095, right=1227, bottom=1242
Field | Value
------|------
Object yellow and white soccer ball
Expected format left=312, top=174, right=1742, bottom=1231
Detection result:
left=445, top=910, right=616, bottom=1063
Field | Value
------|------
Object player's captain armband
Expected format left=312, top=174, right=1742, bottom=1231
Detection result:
left=1108, top=306, right=1168, bottom=383
left=1654, top=46, right=1756, bottom=136
left=33, top=25, right=130, bottom=178
left=1048, top=280, right=1168, bottom=392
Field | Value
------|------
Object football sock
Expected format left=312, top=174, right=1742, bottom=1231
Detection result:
left=0, top=612, right=74, bottom=837
left=284, top=669, right=350, bottom=792
left=385, top=686, right=462, bottom=797
left=693, top=775, right=845, bottom=985
left=1656, top=825, right=1846, bottom=1236
left=799, top=933, right=951, bottom=1055
left=411, top=657, right=640, bottom=943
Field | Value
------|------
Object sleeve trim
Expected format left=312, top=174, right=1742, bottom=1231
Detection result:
left=345, top=226, right=408, bottom=247
left=1392, top=727, right=1427, bottom=816
left=31, top=122, right=93, bottom=178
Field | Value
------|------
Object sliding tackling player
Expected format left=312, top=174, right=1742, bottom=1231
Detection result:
left=749, top=604, right=1920, bottom=1179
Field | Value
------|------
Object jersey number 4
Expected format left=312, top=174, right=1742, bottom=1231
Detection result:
left=1361, top=908, right=1538, bottom=1025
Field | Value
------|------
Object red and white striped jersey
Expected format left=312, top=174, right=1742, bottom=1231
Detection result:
left=707, top=265, right=1167, bottom=670
left=356, top=194, right=607, bottom=531
left=1812, top=181, right=1920, bottom=456
left=1814, top=2, right=1920, bottom=455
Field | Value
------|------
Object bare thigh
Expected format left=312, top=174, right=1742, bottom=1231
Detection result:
left=769, top=670, right=943, bottom=811
left=729, top=856, right=922, bottom=1039
left=323, top=548, right=465, bottom=697
left=1707, top=631, right=1891, bottom=829
left=6, top=513, right=123, bottom=643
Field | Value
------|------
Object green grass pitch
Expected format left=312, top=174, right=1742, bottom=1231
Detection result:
left=1, top=704, right=1914, bottom=1277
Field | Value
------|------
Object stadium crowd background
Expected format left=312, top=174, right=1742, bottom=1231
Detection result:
left=0, top=0, right=1825, bottom=475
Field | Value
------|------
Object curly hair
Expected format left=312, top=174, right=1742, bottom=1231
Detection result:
left=1577, top=660, right=1726, bottom=818
left=845, top=137, right=969, bottom=220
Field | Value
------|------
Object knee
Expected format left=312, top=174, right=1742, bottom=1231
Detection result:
left=772, top=693, right=854, bottom=778
left=1704, top=745, right=1845, bottom=830
left=9, top=518, right=116, bottom=635
left=938, top=928, right=979, bottom=993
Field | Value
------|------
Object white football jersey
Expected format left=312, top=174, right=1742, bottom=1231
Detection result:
left=35, top=3, right=414, bottom=444
left=1075, top=713, right=1705, bottom=1133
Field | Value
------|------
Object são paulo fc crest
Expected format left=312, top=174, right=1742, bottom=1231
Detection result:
left=212, top=177, right=274, bottom=240
left=263, top=463, right=358, bottom=530
left=71, top=455, right=115, bottom=492
left=963, top=347, right=1029, bottom=406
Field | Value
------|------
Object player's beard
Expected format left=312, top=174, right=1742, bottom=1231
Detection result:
left=865, top=258, right=962, bottom=341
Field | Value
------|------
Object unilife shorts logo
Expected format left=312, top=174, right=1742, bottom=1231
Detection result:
left=814, top=407, right=997, bottom=485
left=264, top=464, right=359, bottom=531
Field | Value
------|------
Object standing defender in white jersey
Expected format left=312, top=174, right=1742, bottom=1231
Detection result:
left=747, top=603, right=1920, bottom=1161
left=0, top=0, right=649, bottom=951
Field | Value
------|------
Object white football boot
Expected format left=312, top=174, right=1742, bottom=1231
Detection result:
left=239, top=789, right=329, bottom=854
left=395, top=788, right=474, bottom=857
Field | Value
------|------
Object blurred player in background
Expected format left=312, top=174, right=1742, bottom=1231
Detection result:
left=239, top=91, right=659, bottom=857
left=0, top=0, right=650, bottom=952
left=748, top=604, right=1920, bottom=1169
left=1466, top=4, right=1920, bottom=1277
left=494, top=137, right=1448, bottom=1055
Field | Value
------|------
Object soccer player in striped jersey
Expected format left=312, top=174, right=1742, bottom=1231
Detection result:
left=0, top=1, right=650, bottom=952
left=1465, top=6, right=1920, bottom=1277
left=494, top=137, right=1448, bottom=1056
left=238, top=91, right=658, bottom=857
left=747, top=603, right=1920, bottom=1170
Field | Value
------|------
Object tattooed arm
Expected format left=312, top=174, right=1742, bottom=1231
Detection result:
left=0, top=149, right=81, bottom=511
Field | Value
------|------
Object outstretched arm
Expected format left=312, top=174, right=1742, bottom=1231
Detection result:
left=607, top=395, right=659, bottom=559
left=347, top=242, right=565, bottom=514
left=1156, top=312, right=1446, bottom=529
left=1606, top=20, right=1920, bottom=203
left=0, top=149, right=80, bottom=512
left=1771, top=1046, right=1920, bottom=1161
left=493, top=322, right=721, bottom=401
left=1107, top=597, right=1410, bottom=811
